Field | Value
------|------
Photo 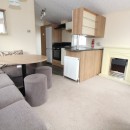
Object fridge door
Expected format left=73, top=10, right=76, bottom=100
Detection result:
left=46, top=48, right=52, bottom=63
left=46, top=27, right=52, bottom=49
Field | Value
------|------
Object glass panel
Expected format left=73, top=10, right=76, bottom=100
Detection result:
left=71, top=35, right=87, bottom=47
left=0, top=10, right=7, bottom=34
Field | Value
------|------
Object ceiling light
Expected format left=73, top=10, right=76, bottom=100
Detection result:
left=9, top=0, right=21, bottom=7
left=40, top=8, right=46, bottom=20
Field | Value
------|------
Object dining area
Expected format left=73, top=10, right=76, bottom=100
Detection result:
left=0, top=51, right=51, bottom=130
left=0, top=51, right=52, bottom=97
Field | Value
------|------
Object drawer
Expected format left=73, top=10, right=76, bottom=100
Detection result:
left=83, top=11, right=96, bottom=21
left=82, top=18, right=96, bottom=28
left=82, top=26, right=95, bottom=36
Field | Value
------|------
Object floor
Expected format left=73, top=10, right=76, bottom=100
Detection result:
left=42, top=62, right=63, bottom=76
left=34, top=75, right=130, bottom=130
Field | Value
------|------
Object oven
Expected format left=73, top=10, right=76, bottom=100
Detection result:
left=53, top=48, right=61, bottom=60
left=52, top=42, right=71, bottom=61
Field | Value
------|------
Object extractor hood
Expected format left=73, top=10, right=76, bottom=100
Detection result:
left=55, top=23, right=66, bottom=29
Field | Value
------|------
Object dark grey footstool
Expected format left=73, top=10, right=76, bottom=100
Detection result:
left=35, top=66, right=52, bottom=89
left=24, top=74, right=47, bottom=107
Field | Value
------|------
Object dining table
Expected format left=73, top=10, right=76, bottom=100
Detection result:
left=0, top=54, right=47, bottom=95
left=0, top=54, right=47, bottom=78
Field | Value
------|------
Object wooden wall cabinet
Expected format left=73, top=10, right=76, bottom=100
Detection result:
left=95, top=15, right=106, bottom=38
left=66, top=50, right=103, bottom=82
left=72, top=7, right=106, bottom=37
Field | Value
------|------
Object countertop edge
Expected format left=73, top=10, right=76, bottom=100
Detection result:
left=65, top=48, right=103, bottom=52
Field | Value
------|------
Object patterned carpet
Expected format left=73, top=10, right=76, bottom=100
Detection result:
left=34, top=75, right=130, bottom=130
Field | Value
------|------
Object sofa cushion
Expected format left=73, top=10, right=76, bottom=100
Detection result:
left=2, top=65, right=22, bottom=77
left=0, top=50, right=23, bottom=56
left=0, top=100, right=47, bottom=130
left=0, top=74, right=14, bottom=89
left=0, top=69, right=4, bottom=74
left=0, top=85, right=24, bottom=109
left=2, top=64, right=37, bottom=78
left=11, top=76, right=23, bottom=88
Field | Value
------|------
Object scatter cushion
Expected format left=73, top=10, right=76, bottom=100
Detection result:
left=0, top=100, right=47, bottom=130
left=0, top=74, right=14, bottom=89
left=0, top=85, right=24, bottom=109
left=0, top=50, right=23, bottom=56
left=0, top=50, right=23, bottom=68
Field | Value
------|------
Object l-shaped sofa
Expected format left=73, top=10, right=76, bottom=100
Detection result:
left=0, top=69, right=47, bottom=130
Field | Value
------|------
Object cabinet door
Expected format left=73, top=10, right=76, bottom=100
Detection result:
left=83, top=11, right=96, bottom=20
left=82, top=26, right=95, bottom=36
left=95, top=15, right=106, bottom=38
left=72, top=8, right=96, bottom=36
left=82, top=18, right=96, bottom=28
left=61, top=48, right=66, bottom=65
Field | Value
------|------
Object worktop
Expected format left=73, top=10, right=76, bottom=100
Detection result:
left=65, top=46, right=103, bottom=52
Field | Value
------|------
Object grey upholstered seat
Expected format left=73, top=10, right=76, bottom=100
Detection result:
left=2, top=65, right=22, bottom=77
left=0, top=85, right=24, bottom=109
left=35, top=66, right=52, bottom=89
left=0, top=74, right=14, bottom=89
left=24, top=74, right=48, bottom=107
left=0, top=100, right=47, bottom=130
left=0, top=69, right=4, bottom=74
left=2, top=64, right=37, bottom=87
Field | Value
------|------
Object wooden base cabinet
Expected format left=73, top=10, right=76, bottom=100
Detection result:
left=66, top=50, right=103, bottom=82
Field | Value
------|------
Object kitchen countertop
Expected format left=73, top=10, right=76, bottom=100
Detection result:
left=65, top=46, right=103, bottom=52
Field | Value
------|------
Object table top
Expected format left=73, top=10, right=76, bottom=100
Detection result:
left=0, top=55, right=47, bottom=65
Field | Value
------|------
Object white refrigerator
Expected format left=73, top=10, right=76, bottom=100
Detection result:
left=45, top=27, right=52, bottom=63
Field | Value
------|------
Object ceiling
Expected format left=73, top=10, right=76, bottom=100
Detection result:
left=35, top=0, right=130, bottom=24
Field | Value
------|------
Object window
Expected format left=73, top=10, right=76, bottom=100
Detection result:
left=72, top=35, right=87, bottom=47
left=0, top=9, right=7, bottom=34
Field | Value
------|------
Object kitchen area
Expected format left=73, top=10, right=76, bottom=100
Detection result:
left=41, top=7, right=106, bottom=81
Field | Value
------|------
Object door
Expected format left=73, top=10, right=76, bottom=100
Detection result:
left=41, top=26, right=46, bottom=55
left=46, top=27, right=52, bottom=63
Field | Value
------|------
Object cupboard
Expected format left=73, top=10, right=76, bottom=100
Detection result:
left=72, top=7, right=106, bottom=37
left=66, top=49, right=103, bottom=82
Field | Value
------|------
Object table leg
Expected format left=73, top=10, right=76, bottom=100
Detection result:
left=21, top=64, right=26, bottom=96
left=22, top=64, right=26, bottom=79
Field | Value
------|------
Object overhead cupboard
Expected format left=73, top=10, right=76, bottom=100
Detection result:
left=72, top=7, right=106, bottom=37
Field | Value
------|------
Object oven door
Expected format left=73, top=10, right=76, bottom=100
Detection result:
left=53, top=49, right=61, bottom=61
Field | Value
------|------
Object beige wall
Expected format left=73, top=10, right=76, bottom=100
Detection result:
left=0, top=0, right=36, bottom=54
left=35, top=2, right=43, bottom=55
left=93, top=10, right=130, bottom=48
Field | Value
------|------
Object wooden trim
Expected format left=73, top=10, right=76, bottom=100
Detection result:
left=41, top=26, right=46, bottom=55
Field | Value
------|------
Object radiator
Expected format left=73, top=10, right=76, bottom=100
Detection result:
left=64, top=56, right=80, bottom=81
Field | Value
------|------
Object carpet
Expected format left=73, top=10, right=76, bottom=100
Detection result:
left=34, top=75, right=130, bottom=130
